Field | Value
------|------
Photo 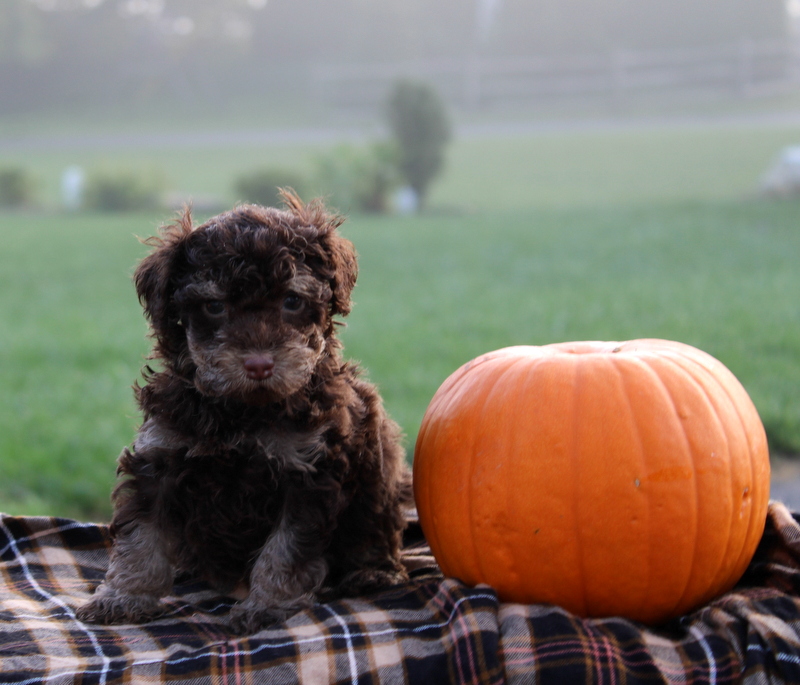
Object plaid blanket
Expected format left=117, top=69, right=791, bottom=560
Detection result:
left=2, top=502, right=800, bottom=684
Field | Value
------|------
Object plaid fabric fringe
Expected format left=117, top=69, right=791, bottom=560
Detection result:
left=1, top=502, right=800, bottom=684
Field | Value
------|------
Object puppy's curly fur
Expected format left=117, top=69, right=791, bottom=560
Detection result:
left=77, top=192, right=411, bottom=633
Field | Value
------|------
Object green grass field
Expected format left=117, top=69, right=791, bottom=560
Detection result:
left=6, top=120, right=800, bottom=211
left=1, top=119, right=799, bottom=520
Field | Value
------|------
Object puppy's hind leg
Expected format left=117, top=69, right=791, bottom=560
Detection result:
left=77, top=520, right=173, bottom=624
left=329, top=493, right=410, bottom=599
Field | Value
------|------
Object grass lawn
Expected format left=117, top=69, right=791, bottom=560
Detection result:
left=0, top=193, right=798, bottom=521
left=5, top=120, right=800, bottom=212
left=342, top=200, right=800, bottom=456
left=432, top=124, right=800, bottom=210
left=1, top=115, right=799, bottom=519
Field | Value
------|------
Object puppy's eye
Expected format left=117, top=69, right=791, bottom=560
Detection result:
left=202, top=301, right=227, bottom=317
left=283, top=294, right=304, bottom=312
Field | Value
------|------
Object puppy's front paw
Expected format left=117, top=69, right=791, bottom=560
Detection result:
left=76, top=586, right=165, bottom=625
left=335, top=567, right=409, bottom=597
left=227, top=597, right=308, bottom=635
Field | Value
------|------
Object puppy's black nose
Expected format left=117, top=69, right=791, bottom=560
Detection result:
left=244, top=355, right=275, bottom=380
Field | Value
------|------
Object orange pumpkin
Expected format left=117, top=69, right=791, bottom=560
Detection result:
left=413, top=339, right=770, bottom=624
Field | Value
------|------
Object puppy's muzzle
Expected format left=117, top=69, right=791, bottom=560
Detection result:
left=244, top=354, right=275, bottom=381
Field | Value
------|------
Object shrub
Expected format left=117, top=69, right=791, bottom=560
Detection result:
left=233, top=168, right=308, bottom=207
left=386, top=80, right=452, bottom=210
left=0, top=167, right=35, bottom=208
left=315, top=143, right=399, bottom=214
left=84, top=170, right=163, bottom=212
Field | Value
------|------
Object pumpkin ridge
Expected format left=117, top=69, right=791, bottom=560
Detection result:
left=663, top=350, right=741, bottom=603
left=722, top=391, right=769, bottom=592
left=570, top=356, right=589, bottom=617
left=471, top=356, right=542, bottom=585
left=707, top=354, right=768, bottom=590
left=610, top=355, right=652, bottom=619
left=414, top=360, right=483, bottom=581
left=434, top=365, right=487, bottom=582
left=667, top=350, right=768, bottom=595
left=646, top=354, right=701, bottom=619
left=497, top=354, right=547, bottom=596
left=467, top=358, right=517, bottom=592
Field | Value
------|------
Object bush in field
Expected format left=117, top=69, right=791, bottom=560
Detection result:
left=84, top=170, right=163, bottom=212
left=0, top=167, right=35, bottom=208
left=315, top=143, right=399, bottom=214
left=234, top=168, right=308, bottom=208
left=386, top=80, right=452, bottom=210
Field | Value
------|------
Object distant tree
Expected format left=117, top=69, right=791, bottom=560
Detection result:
left=315, top=142, right=400, bottom=214
left=234, top=168, right=308, bottom=208
left=386, top=80, right=452, bottom=210
left=0, top=166, right=35, bottom=208
left=83, top=169, right=163, bottom=212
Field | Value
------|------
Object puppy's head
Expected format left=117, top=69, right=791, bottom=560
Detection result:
left=134, top=191, right=358, bottom=404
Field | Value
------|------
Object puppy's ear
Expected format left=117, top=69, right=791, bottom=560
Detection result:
left=134, top=208, right=193, bottom=346
left=325, top=232, right=358, bottom=317
left=280, top=189, right=358, bottom=317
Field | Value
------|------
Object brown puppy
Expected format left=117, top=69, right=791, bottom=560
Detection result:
left=77, top=192, right=410, bottom=633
